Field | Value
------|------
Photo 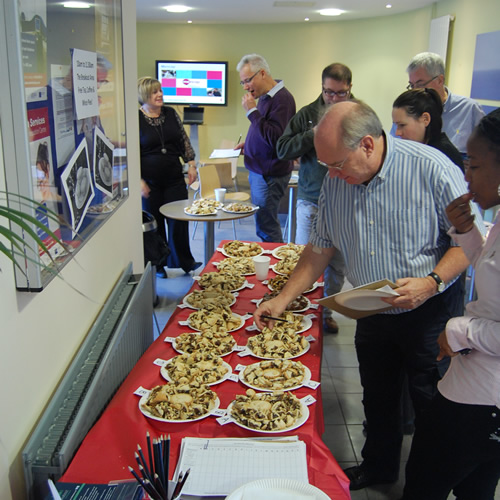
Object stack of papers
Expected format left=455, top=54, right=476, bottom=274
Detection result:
left=174, top=437, right=308, bottom=496
left=209, top=149, right=241, bottom=159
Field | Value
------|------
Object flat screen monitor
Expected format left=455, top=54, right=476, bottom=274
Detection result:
left=156, top=60, right=228, bottom=106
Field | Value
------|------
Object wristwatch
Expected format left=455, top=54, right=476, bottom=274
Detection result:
left=427, top=272, right=445, bottom=292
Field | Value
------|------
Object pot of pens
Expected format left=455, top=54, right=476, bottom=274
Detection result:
left=129, top=432, right=190, bottom=500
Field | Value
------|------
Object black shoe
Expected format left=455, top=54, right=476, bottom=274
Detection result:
left=182, top=261, right=202, bottom=273
left=323, top=316, right=339, bottom=334
left=156, top=268, right=167, bottom=279
left=343, top=465, right=398, bottom=491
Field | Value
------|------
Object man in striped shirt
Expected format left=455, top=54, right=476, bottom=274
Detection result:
left=254, top=100, right=483, bottom=491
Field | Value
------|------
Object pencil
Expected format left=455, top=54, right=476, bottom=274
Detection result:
left=146, top=431, right=155, bottom=477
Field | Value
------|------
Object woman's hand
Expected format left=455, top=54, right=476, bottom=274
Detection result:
left=187, top=164, right=197, bottom=185
left=446, top=193, right=475, bottom=234
left=437, top=330, right=459, bottom=361
left=141, top=179, right=150, bottom=199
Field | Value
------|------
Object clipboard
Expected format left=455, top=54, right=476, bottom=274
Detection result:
left=317, top=279, right=399, bottom=319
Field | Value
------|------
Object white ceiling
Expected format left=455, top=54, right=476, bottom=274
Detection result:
left=136, top=0, right=439, bottom=24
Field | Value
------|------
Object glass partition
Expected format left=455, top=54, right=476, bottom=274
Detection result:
left=1, top=0, right=128, bottom=290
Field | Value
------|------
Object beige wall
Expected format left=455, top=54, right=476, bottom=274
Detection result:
left=137, top=0, right=499, bottom=162
left=0, top=3, right=142, bottom=500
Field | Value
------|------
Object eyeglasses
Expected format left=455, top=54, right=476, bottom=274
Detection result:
left=322, top=87, right=350, bottom=98
left=406, top=75, right=439, bottom=90
left=239, top=70, right=261, bottom=87
left=318, top=153, right=350, bottom=171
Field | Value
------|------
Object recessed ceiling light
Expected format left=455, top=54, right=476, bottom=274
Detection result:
left=63, top=1, right=91, bottom=8
left=304, top=17, right=310, bottom=21
left=319, top=8, right=344, bottom=16
left=386, top=4, right=392, bottom=8
left=164, top=4, right=191, bottom=13
left=187, top=20, right=193, bottom=23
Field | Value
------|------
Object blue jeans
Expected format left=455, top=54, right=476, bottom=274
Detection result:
left=296, top=199, right=346, bottom=312
left=248, top=171, right=291, bottom=243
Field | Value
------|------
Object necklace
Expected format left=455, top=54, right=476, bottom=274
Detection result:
left=142, top=107, right=167, bottom=154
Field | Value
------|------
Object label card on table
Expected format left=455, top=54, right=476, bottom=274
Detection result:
left=301, top=395, right=317, bottom=406
left=134, top=386, right=150, bottom=398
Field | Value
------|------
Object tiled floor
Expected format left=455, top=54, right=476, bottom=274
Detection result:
left=151, top=170, right=499, bottom=500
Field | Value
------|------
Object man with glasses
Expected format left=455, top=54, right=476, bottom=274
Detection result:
left=277, top=63, right=354, bottom=333
left=255, top=100, right=483, bottom=491
left=406, top=52, right=484, bottom=156
left=235, top=53, right=296, bottom=242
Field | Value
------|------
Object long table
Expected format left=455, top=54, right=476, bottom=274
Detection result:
left=61, top=242, right=350, bottom=499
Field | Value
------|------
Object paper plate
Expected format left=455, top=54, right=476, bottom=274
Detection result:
left=172, top=333, right=236, bottom=357
left=184, top=207, right=217, bottom=216
left=139, top=393, right=220, bottom=423
left=239, top=362, right=312, bottom=392
left=246, top=337, right=310, bottom=360
left=335, top=289, right=397, bottom=311
left=226, top=398, right=309, bottom=434
left=222, top=203, right=258, bottom=214
left=271, top=244, right=305, bottom=260
left=252, top=314, right=312, bottom=335
left=187, top=312, right=244, bottom=333
left=160, top=359, right=232, bottom=386
left=256, top=296, right=311, bottom=314
left=182, top=291, right=236, bottom=310
left=226, top=478, right=330, bottom=500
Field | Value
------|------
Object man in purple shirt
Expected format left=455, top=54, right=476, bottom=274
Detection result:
left=236, top=54, right=296, bottom=242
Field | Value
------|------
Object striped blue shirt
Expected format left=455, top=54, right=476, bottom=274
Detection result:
left=310, top=134, right=482, bottom=312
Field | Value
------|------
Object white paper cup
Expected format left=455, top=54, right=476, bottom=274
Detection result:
left=214, top=188, right=226, bottom=203
left=253, top=255, right=271, bottom=280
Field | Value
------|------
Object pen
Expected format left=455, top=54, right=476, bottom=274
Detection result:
left=236, top=134, right=242, bottom=144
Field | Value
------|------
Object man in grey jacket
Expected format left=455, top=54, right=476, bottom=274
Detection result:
left=277, top=63, right=354, bottom=333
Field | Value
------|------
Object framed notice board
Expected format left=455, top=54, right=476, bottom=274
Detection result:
left=0, top=0, right=128, bottom=291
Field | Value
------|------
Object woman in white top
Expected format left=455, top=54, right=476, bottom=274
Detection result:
left=402, top=109, right=500, bottom=499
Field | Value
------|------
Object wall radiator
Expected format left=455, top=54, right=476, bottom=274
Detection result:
left=22, top=262, right=154, bottom=500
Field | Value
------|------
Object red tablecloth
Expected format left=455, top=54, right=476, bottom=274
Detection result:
left=62, top=241, right=350, bottom=499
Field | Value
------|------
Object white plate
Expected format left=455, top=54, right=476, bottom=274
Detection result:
left=172, top=333, right=236, bottom=357
left=256, top=296, right=311, bottom=314
left=221, top=203, right=258, bottom=214
left=252, top=315, right=312, bottom=335
left=246, top=337, right=310, bottom=360
left=160, top=359, right=232, bottom=386
left=196, top=273, right=249, bottom=292
left=220, top=242, right=263, bottom=258
left=335, top=289, right=397, bottom=311
left=184, top=207, right=217, bottom=216
left=239, top=362, right=312, bottom=392
left=227, top=398, right=309, bottom=434
left=182, top=291, right=236, bottom=310
left=268, top=281, right=320, bottom=294
left=138, top=393, right=220, bottom=423
left=187, top=312, right=244, bottom=333
left=226, top=478, right=329, bottom=500
left=214, top=259, right=255, bottom=276
left=271, top=244, right=305, bottom=260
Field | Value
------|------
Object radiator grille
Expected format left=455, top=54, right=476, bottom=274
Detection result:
left=23, top=263, right=153, bottom=499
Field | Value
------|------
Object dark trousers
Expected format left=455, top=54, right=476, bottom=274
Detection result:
left=403, top=393, right=500, bottom=500
left=142, top=179, right=195, bottom=271
left=355, top=280, right=464, bottom=477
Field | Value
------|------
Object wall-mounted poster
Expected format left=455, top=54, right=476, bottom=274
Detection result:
left=61, top=139, right=95, bottom=233
left=94, top=127, right=114, bottom=197
left=471, top=30, right=500, bottom=101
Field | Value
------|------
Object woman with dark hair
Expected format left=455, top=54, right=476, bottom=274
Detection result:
left=392, top=88, right=464, bottom=171
left=402, top=108, right=500, bottom=499
left=138, top=76, right=201, bottom=277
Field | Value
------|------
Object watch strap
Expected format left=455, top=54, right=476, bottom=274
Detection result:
left=427, top=272, right=444, bottom=292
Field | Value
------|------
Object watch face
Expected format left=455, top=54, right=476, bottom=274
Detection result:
left=437, top=282, right=445, bottom=292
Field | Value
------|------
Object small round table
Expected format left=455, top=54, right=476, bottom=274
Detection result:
left=160, top=199, right=257, bottom=263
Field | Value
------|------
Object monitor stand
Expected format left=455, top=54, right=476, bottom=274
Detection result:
left=183, top=107, right=204, bottom=161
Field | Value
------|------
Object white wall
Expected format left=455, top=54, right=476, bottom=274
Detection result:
left=0, top=3, right=142, bottom=500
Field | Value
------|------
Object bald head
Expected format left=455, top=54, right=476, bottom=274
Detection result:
left=314, top=100, right=385, bottom=185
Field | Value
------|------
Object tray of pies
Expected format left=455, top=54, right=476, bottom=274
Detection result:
left=271, top=243, right=305, bottom=260
left=253, top=312, right=312, bottom=335
left=139, top=382, right=219, bottom=423
left=184, top=198, right=223, bottom=216
left=239, top=359, right=311, bottom=392
left=160, top=352, right=232, bottom=386
left=271, top=255, right=300, bottom=276
left=267, top=275, right=319, bottom=294
left=246, top=329, right=310, bottom=359
left=197, top=271, right=247, bottom=291
left=183, top=289, right=236, bottom=310
left=221, top=240, right=263, bottom=258
left=186, top=307, right=244, bottom=333
left=222, top=203, right=258, bottom=214
left=215, top=256, right=255, bottom=275
left=227, top=389, right=309, bottom=433
left=173, top=331, right=236, bottom=357
left=258, top=292, right=311, bottom=313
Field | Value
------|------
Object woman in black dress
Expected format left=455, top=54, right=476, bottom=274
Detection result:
left=392, top=88, right=464, bottom=171
left=138, top=77, right=201, bottom=276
